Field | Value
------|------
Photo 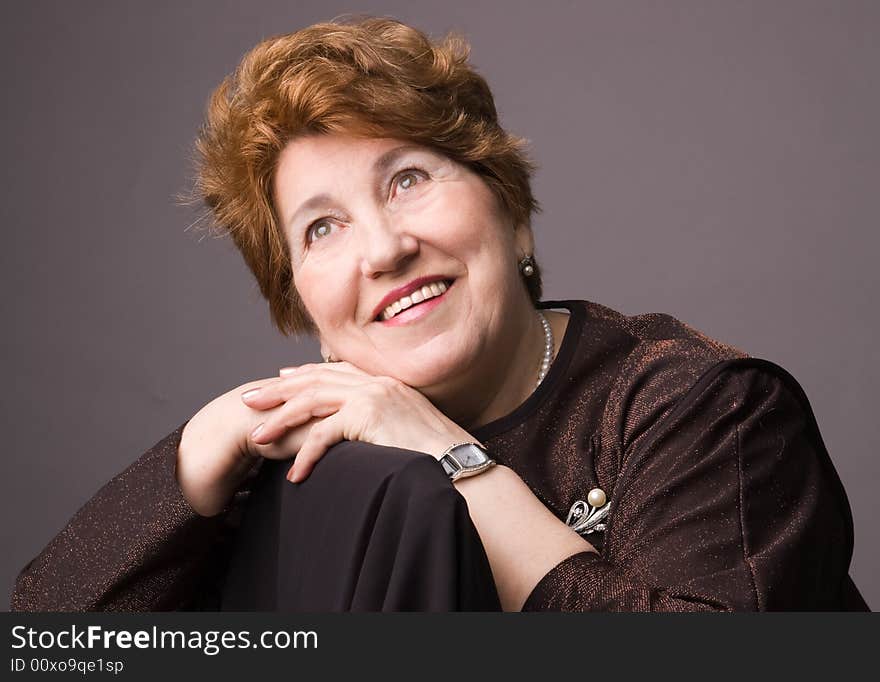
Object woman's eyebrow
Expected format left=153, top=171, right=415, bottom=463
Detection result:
left=372, top=143, right=428, bottom=175
left=286, top=144, right=431, bottom=229
left=288, top=193, right=335, bottom=230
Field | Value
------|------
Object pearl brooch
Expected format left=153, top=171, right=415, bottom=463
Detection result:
left=587, top=488, right=607, bottom=508
left=566, top=487, right=610, bottom=536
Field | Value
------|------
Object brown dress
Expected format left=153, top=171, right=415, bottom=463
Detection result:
left=10, top=299, right=869, bottom=611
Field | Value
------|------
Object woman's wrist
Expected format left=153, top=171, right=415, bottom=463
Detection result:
left=423, top=427, right=482, bottom=461
left=177, top=413, right=254, bottom=517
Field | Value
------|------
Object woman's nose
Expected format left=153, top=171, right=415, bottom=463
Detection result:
left=358, top=218, right=420, bottom=278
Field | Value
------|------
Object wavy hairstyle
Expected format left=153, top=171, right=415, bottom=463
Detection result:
left=194, top=16, right=541, bottom=335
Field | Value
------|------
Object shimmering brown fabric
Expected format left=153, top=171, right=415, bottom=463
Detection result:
left=10, top=299, right=868, bottom=611
left=10, top=426, right=256, bottom=611
left=475, top=300, right=866, bottom=611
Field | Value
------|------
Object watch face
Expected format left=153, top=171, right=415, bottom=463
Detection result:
left=455, top=444, right=486, bottom=468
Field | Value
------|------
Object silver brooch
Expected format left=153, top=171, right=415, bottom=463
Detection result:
left=565, top=488, right=610, bottom=536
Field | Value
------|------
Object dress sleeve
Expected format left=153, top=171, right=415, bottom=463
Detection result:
left=522, top=359, right=858, bottom=611
left=10, top=423, right=254, bottom=612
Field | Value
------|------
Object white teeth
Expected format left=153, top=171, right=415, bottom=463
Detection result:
left=379, top=280, right=451, bottom=321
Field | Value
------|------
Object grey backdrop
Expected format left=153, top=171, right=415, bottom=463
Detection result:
left=3, top=0, right=876, bottom=610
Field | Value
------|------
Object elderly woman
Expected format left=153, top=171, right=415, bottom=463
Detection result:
left=11, top=17, right=868, bottom=612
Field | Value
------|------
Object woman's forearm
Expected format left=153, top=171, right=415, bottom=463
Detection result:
left=11, top=425, right=231, bottom=611
left=453, top=464, right=596, bottom=611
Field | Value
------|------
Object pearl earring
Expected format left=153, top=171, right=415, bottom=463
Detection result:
left=519, top=255, right=536, bottom=277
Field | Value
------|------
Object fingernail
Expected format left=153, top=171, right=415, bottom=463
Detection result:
left=279, top=367, right=297, bottom=377
left=286, top=466, right=298, bottom=483
left=242, top=388, right=260, bottom=401
left=251, top=423, right=264, bottom=439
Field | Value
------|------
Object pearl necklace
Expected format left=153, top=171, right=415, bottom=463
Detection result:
left=537, top=311, right=554, bottom=386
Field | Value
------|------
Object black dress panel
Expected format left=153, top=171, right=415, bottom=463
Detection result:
left=221, top=442, right=501, bottom=611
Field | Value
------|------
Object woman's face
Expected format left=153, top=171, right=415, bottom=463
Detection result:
left=274, top=134, right=535, bottom=399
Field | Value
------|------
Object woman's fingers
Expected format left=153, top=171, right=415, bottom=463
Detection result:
left=242, top=417, right=312, bottom=461
left=279, top=361, right=370, bottom=378
left=243, top=369, right=371, bottom=450
left=250, top=385, right=346, bottom=443
left=242, top=366, right=367, bottom=410
left=287, top=412, right=345, bottom=483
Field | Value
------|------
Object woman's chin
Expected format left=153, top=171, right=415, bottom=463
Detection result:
left=383, top=354, right=472, bottom=393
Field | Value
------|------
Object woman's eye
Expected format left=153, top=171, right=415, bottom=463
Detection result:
left=306, top=219, right=335, bottom=243
left=393, top=169, right=426, bottom=195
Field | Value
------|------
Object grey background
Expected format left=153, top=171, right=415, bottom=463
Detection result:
left=2, top=0, right=876, bottom=610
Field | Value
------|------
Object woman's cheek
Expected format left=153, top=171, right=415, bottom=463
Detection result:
left=299, top=266, right=354, bottom=327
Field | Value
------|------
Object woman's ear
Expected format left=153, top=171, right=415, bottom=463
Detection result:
left=514, top=222, right=535, bottom=259
left=319, top=341, right=335, bottom=363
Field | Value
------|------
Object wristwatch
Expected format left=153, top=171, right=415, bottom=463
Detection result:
left=439, top=442, right=495, bottom=482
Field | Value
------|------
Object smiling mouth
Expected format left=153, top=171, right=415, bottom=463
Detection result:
left=375, top=279, right=455, bottom=322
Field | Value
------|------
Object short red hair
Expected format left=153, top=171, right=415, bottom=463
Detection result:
left=194, top=16, right=541, bottom=335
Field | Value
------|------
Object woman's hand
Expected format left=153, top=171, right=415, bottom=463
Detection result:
left=177, top=378, right=317, bottom=517
left=240, top=361, right=477, bottom=482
